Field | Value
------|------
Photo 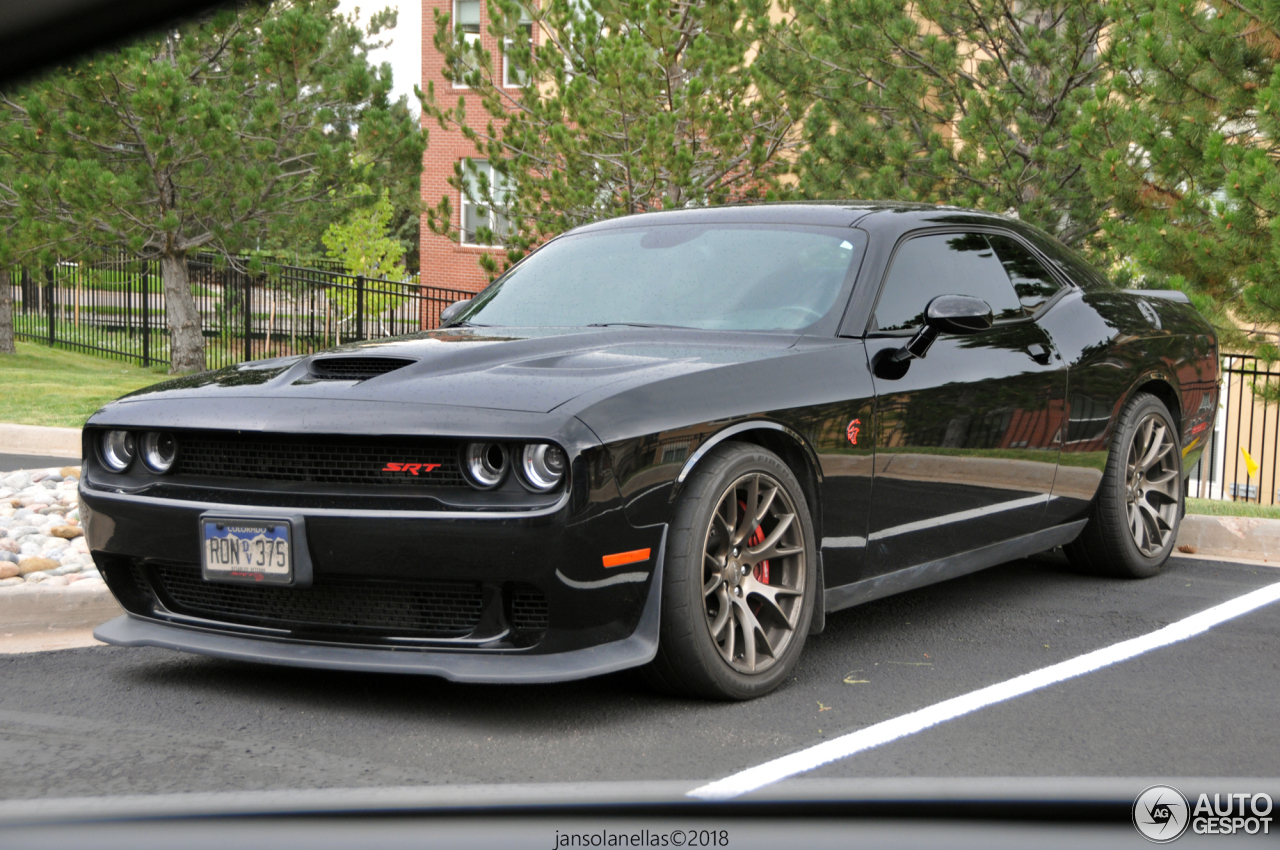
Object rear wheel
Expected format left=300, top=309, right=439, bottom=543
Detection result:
left=1065, top=393, right=1182, bottom=578
left=643, top=442, right=816, bottom=699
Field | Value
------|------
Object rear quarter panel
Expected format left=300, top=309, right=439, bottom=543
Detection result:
left=1038, top=288, right=1218, bottom=526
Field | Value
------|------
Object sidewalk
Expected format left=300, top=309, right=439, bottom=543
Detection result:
left=0, top=423, right=81, bottom=458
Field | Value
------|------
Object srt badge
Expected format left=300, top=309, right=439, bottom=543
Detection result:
left=382, top=462, right=441, bottom=475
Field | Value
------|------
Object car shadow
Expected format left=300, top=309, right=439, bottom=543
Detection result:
left=113, top=551, right=1209, bottom=733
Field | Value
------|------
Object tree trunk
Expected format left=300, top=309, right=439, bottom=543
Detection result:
left=160, top=253, right=206, bottom=373
left=0, top=269, right=14, bottom=354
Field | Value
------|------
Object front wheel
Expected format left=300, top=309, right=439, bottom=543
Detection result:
left=1065, top=393, right=1182, bottom=578
left=643, top=442, right=817, bottom=699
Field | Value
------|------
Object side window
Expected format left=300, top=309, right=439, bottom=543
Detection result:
left=873, top=232, right=1023, bottom=332
left=986, top=233, right=1062, bottom=315
left=1021, top=229, right=1116, bottom=292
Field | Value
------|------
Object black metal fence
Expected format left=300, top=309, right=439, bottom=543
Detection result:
left=9, top=259, right=1279, bottom=505
left=10, top=254, right=474, bottom=371
left=1189, top=354, right=1280, bottom=505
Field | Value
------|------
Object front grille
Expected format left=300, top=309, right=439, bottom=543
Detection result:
left=309, top=357, right=415, bottom=381
left=510, top=586, right=549, bottom=632
left=173, top=431, right=468, bottom=487
left=138, top=560, right=484, bottom=638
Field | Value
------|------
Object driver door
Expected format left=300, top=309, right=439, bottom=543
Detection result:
left=863, top=230, right=1067, bottom=578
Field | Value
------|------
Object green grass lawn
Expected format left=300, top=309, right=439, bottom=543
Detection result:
left=6, top=341, right=1280, bottom=520
left=1185, top=497, right=1280, bottom=520
left=0, top=341, right=170, bottom=427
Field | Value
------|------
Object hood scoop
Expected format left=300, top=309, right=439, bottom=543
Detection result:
left=307, top=357, right=416, bottom=382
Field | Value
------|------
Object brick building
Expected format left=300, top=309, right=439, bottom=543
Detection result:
left=418, top=0, right=525, bottom=296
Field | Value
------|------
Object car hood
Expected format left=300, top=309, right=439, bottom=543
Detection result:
left=110, top=327, right=802, bottom=415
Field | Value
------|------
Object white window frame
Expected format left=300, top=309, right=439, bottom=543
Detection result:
left=459, top=159, right=512, bottom=248
left=453, top=0, right=482, bottom=90
left=503, top=10, right=534, bottom=88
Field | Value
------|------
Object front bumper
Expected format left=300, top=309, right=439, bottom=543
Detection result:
left=81, top=482, right=667, bottom=681
left=93, top=542, right=662, bottom=683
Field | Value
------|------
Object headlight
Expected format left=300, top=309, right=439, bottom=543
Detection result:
left=463, top=442, right=509, bottom=489
left=100, top=430, right=135, bottom=472
left=140, top=431, right=178, bottom=474
left=518, top=443, right=567, bottom=492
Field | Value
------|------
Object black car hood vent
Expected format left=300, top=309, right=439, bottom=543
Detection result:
left=308, top=357, right=415, bottom=381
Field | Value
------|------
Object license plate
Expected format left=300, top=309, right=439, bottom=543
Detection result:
left=201, top=518, right=292, bottom=585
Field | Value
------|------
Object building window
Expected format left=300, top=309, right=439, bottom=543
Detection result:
left=660, top=444, right=689, bottom=465
left=454, top=0, right=482, bottom=87
left=503, top=9, right=534, bottom=87
left=460, top=160, right=512, bottom=246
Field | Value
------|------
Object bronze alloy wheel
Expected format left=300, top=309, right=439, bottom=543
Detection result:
left=1064, top=392, right=1182, bottom=578
left=700, top=471, right=806, bottom=675
left=1125, top=412, right=1180, bottom=557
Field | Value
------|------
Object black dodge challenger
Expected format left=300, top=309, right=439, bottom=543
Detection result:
left=84, top=203, right=1219, bottom=699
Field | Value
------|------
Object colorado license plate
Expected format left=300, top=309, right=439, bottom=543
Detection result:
left=201, top=518, right=292, bottom=585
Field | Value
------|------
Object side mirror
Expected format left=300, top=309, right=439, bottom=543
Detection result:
left=440, top=298, right=471, bottom=325
left=893, top=295, right=992, bottom=362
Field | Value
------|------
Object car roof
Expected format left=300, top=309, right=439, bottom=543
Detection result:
left=571, top=201, right=1022, bottom=233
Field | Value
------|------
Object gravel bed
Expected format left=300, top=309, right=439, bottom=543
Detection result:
left=0, top=467, right=103, bottom=592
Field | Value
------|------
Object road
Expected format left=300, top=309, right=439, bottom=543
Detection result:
left=0, top=553, right=1276, bottom=799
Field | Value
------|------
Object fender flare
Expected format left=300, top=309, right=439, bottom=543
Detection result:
left=674, top=419, right=823, bottom=488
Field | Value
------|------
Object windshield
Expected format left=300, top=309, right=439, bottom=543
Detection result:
left=456, top=224, right=867, bottom=330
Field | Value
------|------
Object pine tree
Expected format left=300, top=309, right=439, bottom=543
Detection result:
left=419, top=0, right=802, bottom=273
left=0, top=1, right=423, bottom=373
left=750, top=0, right=1111, bottom=251
left=1073, top=0, right=1280, bottom=350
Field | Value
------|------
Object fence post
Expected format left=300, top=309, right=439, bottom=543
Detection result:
left=45, top=268, right=55, bottom=346
left=243, top=271, right=252, bottom=363
left=141, top=259, right=151, bottom=367
left=356, top=275, right=365, bottom=341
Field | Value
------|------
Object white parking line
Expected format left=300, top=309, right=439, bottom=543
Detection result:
left=688, top=579, right=1280, bottom=801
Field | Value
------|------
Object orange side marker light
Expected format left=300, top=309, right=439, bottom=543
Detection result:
left=602, top=548, right=651, bottom=568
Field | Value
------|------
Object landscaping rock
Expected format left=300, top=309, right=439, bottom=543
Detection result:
left=2, top=473, right=32, bottom=490
left=49, top=526, right=83, bottom=539
left=17, top=557, right=60, bottom=575
left=0, top=563, right=18, bottom=579
left=60, top=466, right=81, bottom=479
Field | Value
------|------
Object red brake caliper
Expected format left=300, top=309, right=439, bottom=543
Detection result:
left=739, top=500, right=769, bottom=584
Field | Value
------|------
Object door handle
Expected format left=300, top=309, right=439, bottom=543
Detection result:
left=1026, top=343, right=1052, bottom=365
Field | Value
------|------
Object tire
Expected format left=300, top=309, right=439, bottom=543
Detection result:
left=1065, top=393, right=1183, bottom=578
left=642, top=442, right=817, bottom=700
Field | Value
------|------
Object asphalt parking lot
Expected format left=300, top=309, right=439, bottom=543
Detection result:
left=1, top=553, right=1276, bottom=799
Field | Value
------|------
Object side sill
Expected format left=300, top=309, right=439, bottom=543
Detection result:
left=824, top=521, right=1087, bottom=614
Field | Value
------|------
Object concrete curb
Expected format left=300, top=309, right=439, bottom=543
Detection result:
left=0, top=423, right=81, bottom=458
left=0, top=511, right=1269, bottom=641
left=1176, top=513, right=1279, bottom=562
left=0, top=582, right=124, bottom=635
